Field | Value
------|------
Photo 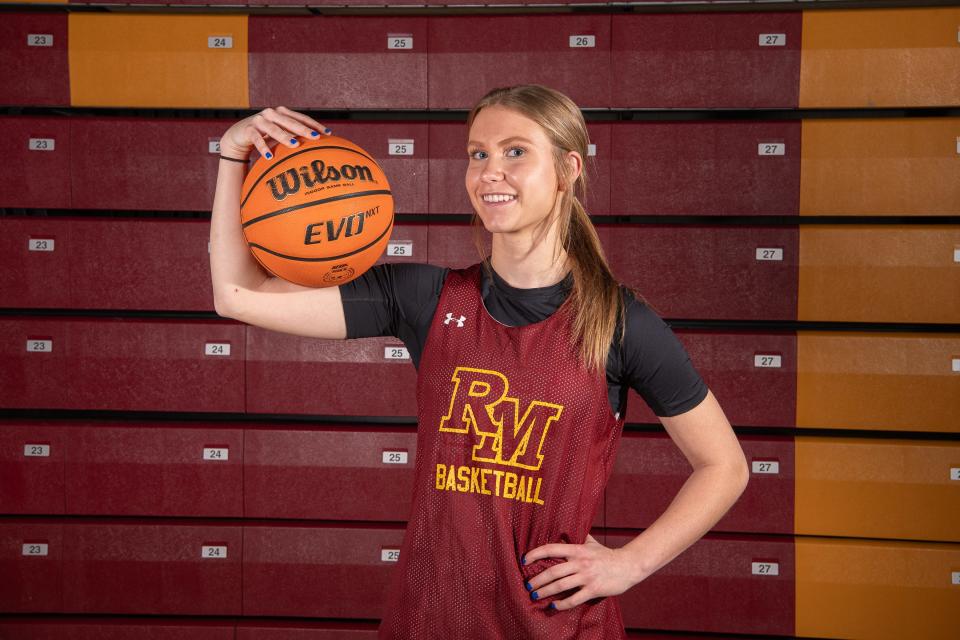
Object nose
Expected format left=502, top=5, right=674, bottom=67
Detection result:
left=480, top=156, right=504, bottom=182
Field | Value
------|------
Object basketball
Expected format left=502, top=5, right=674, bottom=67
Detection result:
left=239, top=135, right=394, bottom=287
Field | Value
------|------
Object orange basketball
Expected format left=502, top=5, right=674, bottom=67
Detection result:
left=239, top=135, right=394, bottom=287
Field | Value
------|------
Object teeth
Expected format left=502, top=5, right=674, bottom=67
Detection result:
left=482, top=194, right=516, bottom=203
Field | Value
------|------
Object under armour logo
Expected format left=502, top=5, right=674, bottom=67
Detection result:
left=444, top=313, right=466, bottom=328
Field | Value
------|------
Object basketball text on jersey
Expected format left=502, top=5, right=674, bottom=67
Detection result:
left=267, top=159, right=376, bottom=201
left=435, top=366, right=564, bottom=506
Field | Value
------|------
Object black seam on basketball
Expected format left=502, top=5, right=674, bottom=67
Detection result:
left=241, top=190, right=394, bottom=229
left=247, top=223, right=393, bottom=262
left=240, top=145, right=379, bottom=208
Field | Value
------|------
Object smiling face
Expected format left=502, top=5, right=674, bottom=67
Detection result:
left=465, top=105, right=564, bottom=237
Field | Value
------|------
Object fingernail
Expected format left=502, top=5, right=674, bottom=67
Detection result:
left=521, top=555, right=526, bottom=566
left=290, top=138, right=298, bottom=145
left=265, top=152, right=272, bottom=159
left=324, top=127, right=332, bottom=135
left=530, top=591, right=539, bottom=601
left=310, top=130, right=319, bottom=137
left=549, top=602, right=557, bottom=610
left=524, top=582, right=532, bottom=591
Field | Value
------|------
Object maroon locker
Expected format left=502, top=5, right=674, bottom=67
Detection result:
left=320, top=122, right=429, bottom=214
left=0, top=317, right=72, bottom=410
left=584, top=122, right=612, bottom=216
left=611, top=13, right=801, bottom=108
left=64, top=422, right=243, bottom=517
left=375, top=223, right=428, bottom=265
left=608, top=532, right=793, bottom=635
left=0, top=618, right=236, bottom=639
left=609, top=121, right=801, bottom=216
left=606, top=433, right=793, bottom=534
left=0, top=520, right=63, bottom=612
left=0, top=217, right=72, bottom=309
left=243, top=524, right=405, bottom=617
left=429, top=15, right=611, bottom=109
left=598, top=224, right=799, bottom=321
left=0, top=422, right=65, bottom=515
left=246, top=331, right=417, bottom=417
left=237, top=623, right=379, bottom=640
left=625, top=329, right=797, bottom=428
left=0, top=117, right=72, bottom=209
left=426, top=224, right=490, bottom=269
left=62, top=521, right=242, bottom=615
left=0, top=14, right=70, bottom=106
left=69, top=218, right=213, bottom=311
left=244, top=426, right=416, bottom=521
left=67, top=319, right=245, bottom=413
left=428, top=121, right=470, bottom=215
left=70, top=117, right=233, bottom=211
left=249, top=16, right=428, bottom=110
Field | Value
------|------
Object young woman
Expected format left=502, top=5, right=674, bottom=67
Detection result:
left=210, top=85, right=749, bottom=639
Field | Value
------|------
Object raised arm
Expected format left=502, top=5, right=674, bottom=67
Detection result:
left=209, top=107, right=346, bottom=339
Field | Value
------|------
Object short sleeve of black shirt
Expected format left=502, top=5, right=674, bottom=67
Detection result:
left=338, top=262, right=709, bottom=418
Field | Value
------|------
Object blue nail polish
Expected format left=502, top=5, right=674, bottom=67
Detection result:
left=531, top=591, right=539, bottom=601
left=521, top=555, right=526, bottom=566
left=290, top=138, right=298, bottom=145
left=310, top=130, right=319, bottom=137
left=265, top=152, right=272, bottom=159
left=524, top=582, right=532, bottom=591
left=324, top=127, right=332, bottom=135
left=549, top=602, right=557, bottom=610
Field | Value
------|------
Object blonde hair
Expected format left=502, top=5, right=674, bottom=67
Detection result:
left=467, top=84, right=635, bottom=376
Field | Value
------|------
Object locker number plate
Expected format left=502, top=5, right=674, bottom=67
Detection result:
left=752, top=460, right=780, bottom=475
left=27, top=340, right=52, bottom=353
left=205, top=343, right=231, bottom=357
left=29, top=239, right=55, bottom=252
left=752, top=561, right=779, bottom=576
left=388, top=139, right=414, bottom=156
left=208, top=36, right=233, bottom=49
left=383, top=450, right=409, bottom=465
left=387, top=241, right=413, bottom=257
left=385, top=346, right=410, bottom=361
left=203, top=447, right=229, bottom=461
left=953, top=248, right=960, bottom=263
left=754, top=354, right=782, bottom=368
left=756, top=247, right=783, bottom=261
left=569, top=35, right=596, bottom=48
left=950, top=468, right=959, bottom=481
left=202, top=545, right=228, bottom=559
left=28, top=34, right=54, bottom=47
left=209, top=139, right=221, bottom=154
left=758, top=34, right=786, bottom=47
left=587, top=144, right=596, bottom=157
left=29, top=138, right=55, bottom=152
left=952, top=358, right=960, bottom=373
left=953, top=571, right=960, bottom=585
left=24, top=444, right=51, bottom=457
left=23, top=543, right=48, bottom=556
left=758, top=143, right=785, bottom=156
left=388, top=36, right=413, bottom=50
left=382, top=548, right=400, bottom=562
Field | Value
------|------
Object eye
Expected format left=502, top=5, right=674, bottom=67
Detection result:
left=506, top=147, right=526, bottom=158
left=468, top=148, right=487, bottom=160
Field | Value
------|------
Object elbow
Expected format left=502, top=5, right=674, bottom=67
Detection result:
left=212, top=289, right=236, bottom=319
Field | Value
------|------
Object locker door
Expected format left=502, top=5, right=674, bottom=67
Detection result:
left=610, top=121, right=801, bottom=216
left=609, top=532, right=794, bottom=635
left=0, top=13, right=70, bottom=106
left=426, top=224, right=490, bottom=270
left=243, top=524, right=405, bottom=617
left=244, top=427, right=416, bottom=521
left=0, top=521, right=63, bottom=613
left=0, top=317, right=72, bottom=410
left=0, top=618, right=236, bottom=639
left=598, top=224, right=799, bottom=321
left=0, top=117, right=72, bottom=208
left=65, top=423, right=243, bottom=517
left=249, top=16, right=427, bottom=110
left=626, top=329, right=797, bottom=428
left=62, top=522, right=242, bottom=615
left=428, top=121, right=470, bottom=215
left=0, top=217, right=71, bottom=309
left=0, top=422, right=65, bottom=514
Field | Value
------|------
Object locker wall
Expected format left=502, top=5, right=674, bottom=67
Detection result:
left=1, top=3, right=957, bottom=640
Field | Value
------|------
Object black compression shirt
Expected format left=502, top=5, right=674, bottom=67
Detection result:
left=339, top=262, right=708, bottom=419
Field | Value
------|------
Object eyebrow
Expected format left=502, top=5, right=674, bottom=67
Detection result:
left=466, top=136, right=536, bottom=147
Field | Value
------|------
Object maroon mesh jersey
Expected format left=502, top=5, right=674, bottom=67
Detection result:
left=378, top=264, right=628, bottom=639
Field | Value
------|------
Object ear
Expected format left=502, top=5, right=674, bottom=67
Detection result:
left=559, top=150, right=583, bottom=191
